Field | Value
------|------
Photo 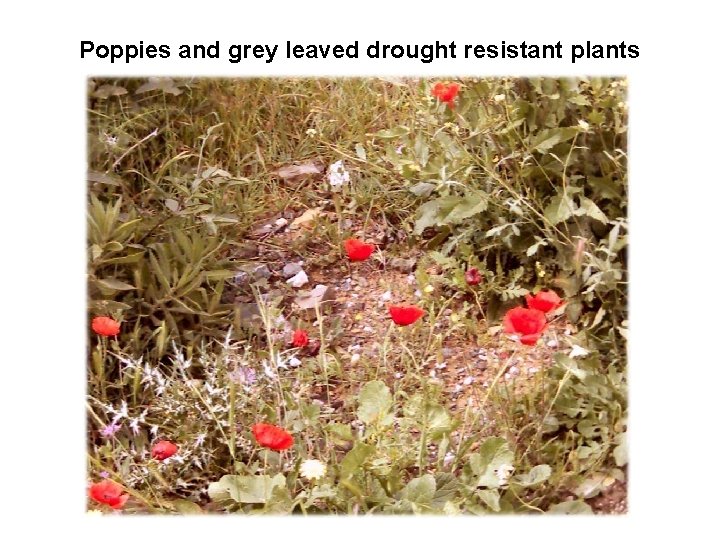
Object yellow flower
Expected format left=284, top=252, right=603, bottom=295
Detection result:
left=299, top=459, right=327, bottom=481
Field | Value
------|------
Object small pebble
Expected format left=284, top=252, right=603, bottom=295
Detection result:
left=547, top=339, right=558, bottom=348
left=463, top=376, right=474, bottom=385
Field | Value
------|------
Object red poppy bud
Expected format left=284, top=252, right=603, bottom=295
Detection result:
left=465, top=267, right=483, bottom=286
left=151, top=440, right=178, bottom=460
left=343, top=238, right=375, bottom=262
left=88, top=480, right=129, bottom=509
left=252, top=423, right=294, bottom=451
left=503, top=307, right=548, bottom=346
left=388, top=304, right=426, bottom=326
left=91, top=316, right=120, bottom=337
left=292, top=329, right=309, bottom=348
left=525, top=290, right=564, bottom=313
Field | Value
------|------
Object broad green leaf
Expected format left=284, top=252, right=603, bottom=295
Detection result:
left=588, top=176, right=623, bottom=200
left=403, top=474, right=436, bottom=504
left=476, top=489, right=501, bottom=512
left=357, top=380, right=393, bottom=425
left=325, top=423, right=353, bottom=441
left=530, top=127, right=577, bottom=154
left=171, top=499, right=204, bottom=514
left=547, top=500, right=593, bottom=514
left=544, top=194, right=576, bottom=226
left=613, top=432, right=628, bottom=467
left=408, top=182, right=435, bottom=197
left=97, top=277, right=136, bottom=291
left=433, top=473, right=460, bottom=505
left=426, top=404, right=454, bottom=440
left=512, top=464, right=552, bottom=487
left=340, top=442, right=374, bottom=480
left=577, top=197, right=608, bottom=224
left=468, top=437, right=514, bottom=488
left=207, top=474, right=286, bottom=504
left=443, top=193, right=488, bottom=224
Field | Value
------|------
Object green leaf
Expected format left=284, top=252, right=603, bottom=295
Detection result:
left=97, top=277, right=136, bottom=291
left=443, top=193, right=488, bottom=224
left=376, top=126, right=410, bottom=139
left=544, top=194, right=576, bottom=226
left=357, top=380, right=393, bottom=425
left=403, top=474, right=436, bottom=504
left=547, top=500, right=593, bottom=514
left=613, top=432, right=628, bottom=467
left=426, top=404, right=454, bottom=440
left=325, top=423, right=353, bottom=441
left=577, top=197, right=608, bottom=224
left=476, top=489, right=501, bottom=512
left=355, top=143, right=367, bottom=161
left=530, top=127, right=577, bottom=154
left=433, top=473, right=460, bottom=505
left=171, top=499, right=204, bottom=514
left=512, top=464, right=552, bottom=487
left=468, top=437, right=514, bottom=488
left=414, top=193, right=488, bottom=235
left=207, top=474, right=286, bottom=504
left=408, top=182, right=435, bottom=197
left=340, top=442, right=374, bottom=480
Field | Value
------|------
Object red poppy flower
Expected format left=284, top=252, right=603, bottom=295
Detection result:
left=431, top=82, right=461, bottom=109
left=465, top=267, right=483, bottom=286
left=503, top=307, right=548, bottom=345
left=388, top=304, right=426, bottom=326
left=252, top=423, right=294, bottom=451
left=525, top=290, right=564, bottom=313
left=88, top=479, right=129, bottom=509
left=151, top=440, right=178, bottom=460
left=343, top=238, right=375, bottom=261
left=91, top=316, right=120, bottom=337
left=292, top=329, right=309, bottom=348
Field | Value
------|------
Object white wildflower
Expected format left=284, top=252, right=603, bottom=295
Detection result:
left=327, top=160, right=350, bottom=187
left=286, top=270, right=309, bottom=288
left=569, top=344, right=589, bottom=358
left=495, top=463, right=515, bottom=486
left=493, top=94, right=506, bottom=103
left=299, top=459, right=327, bottom=481
left=305, top=128, right=317, bottom=137
left=443, top=451, right=455, bottom=466
left=289, top=356, right=302, bottom=368
left=578, top=119, right=590, bottom=131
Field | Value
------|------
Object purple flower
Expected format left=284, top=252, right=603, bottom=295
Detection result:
left=100, top=422, right=121, bottom=438
left=99, top=471, right=110, bottom=479
left=229, top=366, right=256, bottom=387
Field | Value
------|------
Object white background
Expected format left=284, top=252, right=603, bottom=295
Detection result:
left=1, top=0, right=719, bottom=537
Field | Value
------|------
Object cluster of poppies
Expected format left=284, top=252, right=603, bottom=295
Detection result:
left=502, top=290, right=564, bottom=345
left=88, top=440, right=178, bottom=509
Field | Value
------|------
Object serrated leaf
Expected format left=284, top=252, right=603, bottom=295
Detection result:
left=577, top=197, right=608, bottom=224
left=530, top=127, right=577, bottom=154
left=340, top=442, right=374, bottom=479
left=544, top=195, right=576, bottom=226
left=512, top=464, right=552, bottom=487
left=357, top=380, right=393, bottom=425
left=547, top=500, right=593, bottom=514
